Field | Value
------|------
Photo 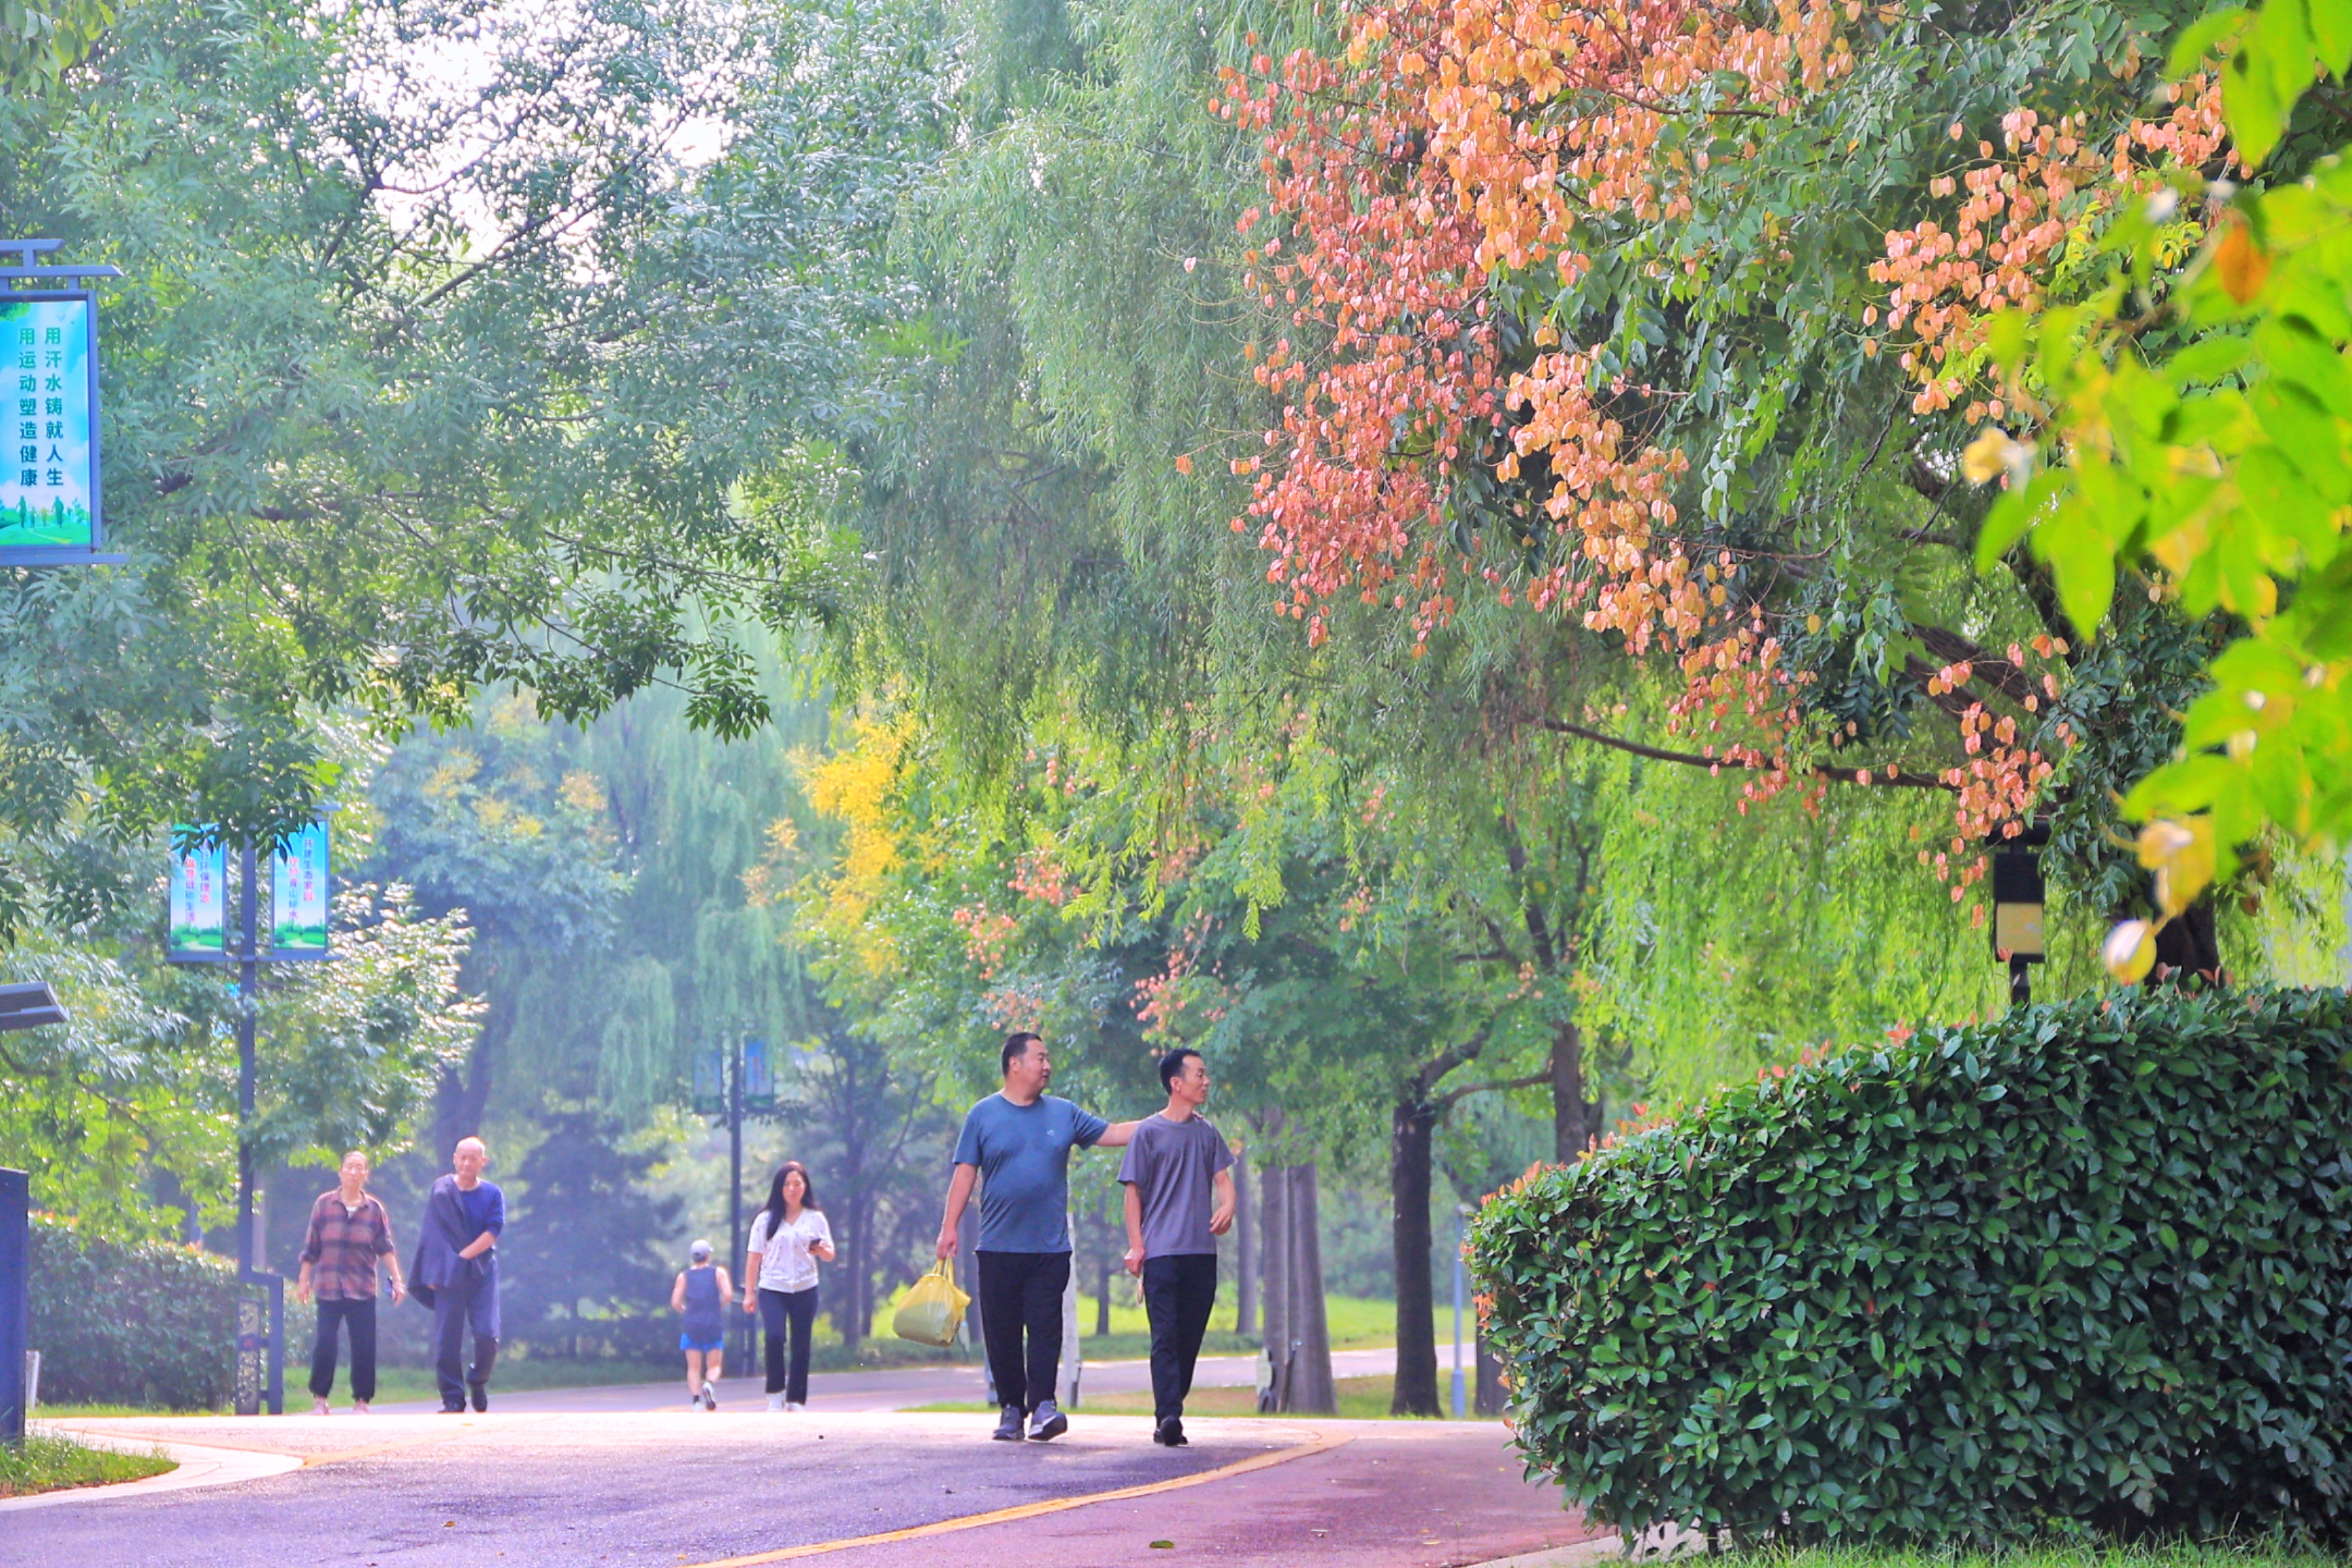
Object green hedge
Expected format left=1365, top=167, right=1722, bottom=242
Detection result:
left=27, top=1216, right=299, bottom=1410
left=1470, top=986, right=2352, bottom=1545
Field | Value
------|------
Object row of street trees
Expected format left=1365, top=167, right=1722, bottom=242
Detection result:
left=2, top=0, right=2347, bottom=1413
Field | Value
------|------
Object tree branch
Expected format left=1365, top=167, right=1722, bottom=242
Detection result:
left=1433, top=1070, right=1550, bottom=1110
left=1538, top=718, right=1957, bottom=792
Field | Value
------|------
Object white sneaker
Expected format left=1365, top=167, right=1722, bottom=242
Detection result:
left=702, top=1380, right=718, bottom=1410
left=786, top=1400, right=805, bottom=1411
left=766, top=1392, right=785, bottom=1412
left=353, top=1402, right=371, bottom=1415
left=311, top=1397, right=331, bottom=1416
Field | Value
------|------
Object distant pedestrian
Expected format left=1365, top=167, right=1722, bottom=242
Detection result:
left=293, top=1150, right=406, bottom=1415
left=937, top=1031, right=1137, bottom=1442
left=672, top=1240, right=733, bottom=1410
left=743, top=1161, right=833, bottom=1411
left=409, top=1135, right=504, bottom=1413
left=1120, top=1048, right=1235, bottom=1448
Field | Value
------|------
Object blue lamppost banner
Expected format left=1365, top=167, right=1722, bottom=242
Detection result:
left=692, top=1048, right=725, bottom=1117
left=0, top=293, right=97, bottom=553
left=743, top=1037, right=776, bottom=1112
left=270, top=820, right=329, bottom=957
left=168, top=827, right=226, bottom=959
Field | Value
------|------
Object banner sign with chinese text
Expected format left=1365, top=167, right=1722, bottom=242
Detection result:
left=271, top=820, right=329, bottom=957
left=0, top=293, right=98, bottom=556
left=168, top=827, right=225, bottom=960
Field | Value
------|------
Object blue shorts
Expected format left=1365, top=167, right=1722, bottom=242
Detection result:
left=680, top=1330, right=724, bottom=1353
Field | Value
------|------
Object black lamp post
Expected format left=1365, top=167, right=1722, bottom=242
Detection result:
left=694, top=1030, right=775, bottom=1373
left=1, top=981, right=64, bottom=1446
left=1991, top=824, right=2050, bottom=1007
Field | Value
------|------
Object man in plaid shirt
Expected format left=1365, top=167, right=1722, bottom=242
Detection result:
left=295, top=1150, right=405, bottom=1414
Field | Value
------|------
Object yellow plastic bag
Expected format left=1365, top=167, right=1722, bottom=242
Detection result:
left=892, top=1260, right=971, bottom=1348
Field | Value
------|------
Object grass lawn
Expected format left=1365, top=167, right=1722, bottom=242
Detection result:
left=37, top=1293, right=1440, bottom=1415
left=361, top=1358, right=683, bottom=1407
left=0, top=1432, right=174, bottom=1498
left=1759, top=1547, right=2345, bottom=1568
left=912, top=1373, right=1440, bottom=1422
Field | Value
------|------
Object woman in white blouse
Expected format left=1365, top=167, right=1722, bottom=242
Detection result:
left=742, top=1160, right=834, bottom=1411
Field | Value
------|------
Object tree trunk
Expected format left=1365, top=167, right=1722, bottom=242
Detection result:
left=1390, top=1096, right=1441, bottom=1415
left=1473, top=1326, right=1506, bottom=1416
left=842, top=1185, right=871, bottom=1351
left=433, top=962, right=511, bottom=1159
left=1284, top=1162, right=1337, bottom=1413
left=1551, top=1019, right=1588, bottom=1164
left=1233, top=1148, right=1255, bottom=1339
left=1096, top=1260, right=1111, bottom=1336
left=1257, top=1159, right=1289, bottom=1413
left=2153, top=898, right=2224, bottom=977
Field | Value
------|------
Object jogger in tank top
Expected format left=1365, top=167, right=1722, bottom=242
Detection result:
left=672, top=1240, right=734, bottom=1409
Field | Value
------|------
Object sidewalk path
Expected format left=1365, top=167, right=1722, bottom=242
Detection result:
left=373, top=1345, right=1402, bottom=1415
left=6, top=1410, right=1591, bottom=1568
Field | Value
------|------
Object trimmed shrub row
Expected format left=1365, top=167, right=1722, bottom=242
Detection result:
left=1470, top=986, right=2352, bottom=1544
left=30, top=1217, right=253, bottom=1409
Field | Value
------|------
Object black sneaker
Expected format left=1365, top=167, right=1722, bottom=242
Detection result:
left=468, top=1382, right=489, bottom=1413
left=992, top=1404, right=1025, bottom=1441
left=1154, top=1416, right=1188, bottom=1447
left=1028, top=1400, right=1068, bottom=1441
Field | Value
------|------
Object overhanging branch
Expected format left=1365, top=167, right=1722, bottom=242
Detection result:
left=1539, top=718, right=1957, bottom=794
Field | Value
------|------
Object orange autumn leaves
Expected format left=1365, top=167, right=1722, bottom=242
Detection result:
left=1217, top=0, right=1851, bottom=658
left=1872, top=88, right=2233, bottom=422
left=1215, top=0, right=2243, bottom=881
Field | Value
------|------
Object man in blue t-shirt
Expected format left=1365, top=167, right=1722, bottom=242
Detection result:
left=409, top=1136, right=504, bottom=1413
left=937, top=1031, right=1137, bottom=1442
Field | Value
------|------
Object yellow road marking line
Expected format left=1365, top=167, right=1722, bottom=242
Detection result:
left=683, top=1429, right=1353, bottom=1567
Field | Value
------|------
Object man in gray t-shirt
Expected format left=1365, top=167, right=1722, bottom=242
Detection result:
left=1119, top=1047, right=1236, bottom=1447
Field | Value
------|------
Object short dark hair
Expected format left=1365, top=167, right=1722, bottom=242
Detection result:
left=1158, top=1048, right=1202, bottom=1092
left=1001, top=1032, right=1043, bottom=1074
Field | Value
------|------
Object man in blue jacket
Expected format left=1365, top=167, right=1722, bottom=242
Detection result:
left=411, top=1136, right=504, bottom=1413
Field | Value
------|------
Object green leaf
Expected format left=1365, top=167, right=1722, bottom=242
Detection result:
left=2167, top=6, right=2251, bottom=75
left=2166, top=335, right=2255, bottom=386
left=2224, top=45, right=2286, bottom=168
left=1976, top=471, right=2066, bottom=573
left=2037, top=504, right=2119, bottom=635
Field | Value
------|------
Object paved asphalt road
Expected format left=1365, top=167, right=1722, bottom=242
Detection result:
left=8, top=1411, right=1599, bottom=1568
left=373, top=1346, right=1402, bottom=1415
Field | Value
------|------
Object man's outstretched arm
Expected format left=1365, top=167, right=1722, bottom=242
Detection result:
left=1093, top=1119, right=1142, bottom=1148
left=936, top=1162, right=979, bottom=1258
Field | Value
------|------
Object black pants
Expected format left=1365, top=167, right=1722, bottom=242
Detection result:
left=431, top=1264, right=500, bottom=1410
left=308, top=1297, right=378, bottom=1402
left=1142, top=1255, right=1218, bottom=1422
left=975, top=1251, right=1068, bottom=1413
left=758, top=1286, right=817, bottom=1402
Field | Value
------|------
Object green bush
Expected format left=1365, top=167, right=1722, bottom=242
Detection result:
left=1470, top=986, right=2352, bottom=1545
left=30, top=1216, right=248, bottom=1409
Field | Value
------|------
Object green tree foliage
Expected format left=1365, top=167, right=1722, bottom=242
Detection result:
left=1974, top=0, right=2352, bottom=949
left=500, top=1110, right=683, bottom=1358
left=0, top=0, right=108, bottom=90
left=0, top=874, right=474, bottom=1239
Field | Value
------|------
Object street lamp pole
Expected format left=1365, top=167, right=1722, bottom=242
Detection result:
left=1990, top=825, right=2050, bottom=1009
left=728, top=1027, right=747, bottom=1373
left=232, top=842, right=283, bottom=1416
left=1450, top=1206, right=1468, bottom=1420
